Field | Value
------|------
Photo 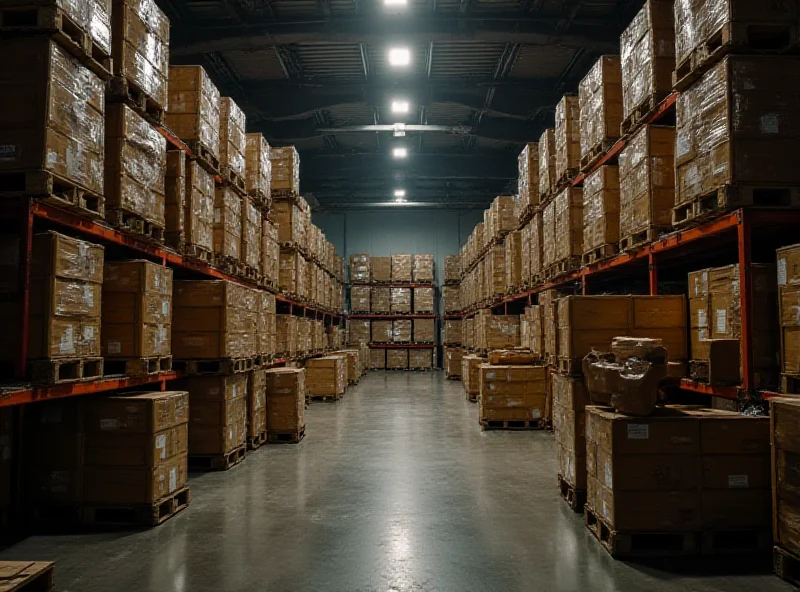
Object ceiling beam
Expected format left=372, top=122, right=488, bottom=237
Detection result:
left=169, top=16, right=622, bottom=56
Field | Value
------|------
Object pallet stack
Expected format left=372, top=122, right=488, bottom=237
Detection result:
left=265, top=368, right=306, bottom=443
left=778, top=244, right=800, bottom=393
left=477, top=360, right=548, bottom=431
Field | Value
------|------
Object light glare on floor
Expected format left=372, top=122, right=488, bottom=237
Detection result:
left=388, top=47, right=411, bottom=67
left=392, top=100, right=410, bottom=113
left=393, top=147, right=408, bottom=158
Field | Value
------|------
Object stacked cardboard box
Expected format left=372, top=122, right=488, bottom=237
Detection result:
left=583, top=166, right=620, bottom=259
left=370, top=348, right=386, bottom=369
left=350, top=254, right=371, bottom=284
left=391, top=254, right=412, bottom=282
left=463, top=317, right=475, bottom=350
left=553, top=374, right=590, bottom=494
left=442, top=285, right=460, bottom=314
left=350, top=286, right=371, bottom=313
left=339, top=349, right=360, bottom=384
left=554, top=188, right=584, bottom=268
left=462, top=354, right=484, bottom=401
left=241, top=198, right=262, bottom=272
left=619, top=125, right=675, bottom=242
left=476, top=314, right=520, bottom=351
left=219, top=97, right=246, bottom=182
left=277, top=315, right=297, bottom=356
left=620, top=0, right=674, bottom=133
left=166, top=65, right=220, bottom=162
left=172, top=280, right=257, bottom=360
left=296, top=318, right=311, bottom=355
left=272, top=201, right=306, bottom=247
left=539, top=129, right=557, bottom=200
left=372, top=257, right=391, bottom=283
left=518, top=143, right=539, bottom=215
left=443, top=319, right=462, bottom=346
left=265, top=368, right=305, bottom=439
left=270, top=146, right=300, bottom=195
left=413, top=287, right=435, bottom=314
left=245, top=133, right=271, bottom=203
left=101, top=260, right=172, bottom=364
left=184, top=374, right=247, bottom=459
left=479, top=364, right=547, bottom=424
left=413, top=319, right=435, bottom=344
left=213, top=186, right=242, bottom=262
left=444, top=256, right=460, bottom=284
left=688, top=265, right=778, bottom=387
left=279, top=251, right=300, bottom=295
left=372, top=320, right=392, bottom=344
left=105, top=103, right=167, bottom=228
left=390, top=288, right=412, bottom=314
left=386, top=349, right=408, bottom=370
left=261, top=219, right=280, bottom=286
left=488, top=196, right=516, bottom=240
left=305, top=355, right=346, bottom=399
left=183, top=159, right=215, bottom=256
left=485, top=245, right=506, bottom=300
left=530, top=213, right=544, bottom=280
left=445, top=347, right=464, bottom=378
left=409, top=349, right=434, bottom=370
left=413, top=254, right=435, bottom=283
left=505, top=231, right=523, bottom=293
left=555, top=95, right=581, bottom=183
left=540, top=290, right=560, bottom=362
left=778, top=245, right=800, bottom=380
left=772, top=397, right=800, bottom=561
left=579, top=56, right=622, bottom=165
left=521, top=223, right=531, bottom=287
left=349, top=320, right=371, bottom=345
left=164, top=151, right=186, bottom=248
left=393, top=320, right=412, bottom=343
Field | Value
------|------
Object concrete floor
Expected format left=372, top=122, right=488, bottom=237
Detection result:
left=0, top=372, right=791, bottom=592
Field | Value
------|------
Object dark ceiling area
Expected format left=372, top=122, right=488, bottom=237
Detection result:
left=162, top=0, right=646, bottom=210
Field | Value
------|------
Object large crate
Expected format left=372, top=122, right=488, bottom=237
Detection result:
left=555, top=95, right=581, bottom=183
left=270, top=145, right=299, bottom=194
left=245, top=133, right=271, bottom=203
left=219, top=97, right=246, bottom=182
left=212, top=185, right=242, bottom=261
left=166, top=65, right=220, bottom=167
left=582, top=166, right=620, bottom=262
left=579, top=55, right=623, bottom=169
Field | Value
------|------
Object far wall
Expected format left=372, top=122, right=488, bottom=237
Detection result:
left=312, top=209, right=483, bottom=285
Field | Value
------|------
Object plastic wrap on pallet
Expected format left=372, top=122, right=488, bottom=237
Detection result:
left=186, top=160, right=214, bottom=252
left=390, top=287, right=412, bottom=314
left=409, top=348, right=433, bottom=369
left=442, top=285, right=460, bottom=314
left=372, top=287, right=390, bottom=313
left=490, top=196, right=517, bottom=239
left=372, top=320, right=393, bottom=343
left=414, top=318, right=436, bottom=343
left=542, top=200, right=556, bottom=269
left=260, top=219, right=279, bottom=284
left=392, top=319, right=412, bottom=343
left=554, top=188, right=583, bottom=263
left=621, top=0, right=675, bottom=124
left=241, top=197, right=261, bottom=269
left=413, top=254, right=435, bottom=283
left=518, top=143, right=539, bottom=211
left=105, top=103, right=166, bottom=226
left=444, top=255, right=460, bottom=284
left=295, top=254, right=308, bottom=301
left=271, top=201, right=304, bottom=245
left=579, top=56, right=623, bottom=160
left=348, top=320, right=370, bottom=345
left=555, top=95, right=581, bottom=182
left=619, top=125, right=675, bottom=237
left=277, top=314, right=297, bottom=355
left=219, top=97, right=246, bottom=179
left=531, top=212, right=544, bottom=280
left=213, top=186, right=242, bottom=260
left=538, top=129, right=556, bottom=199
left=583, top=166, right=620, bottom=253
left=270, top=146, right=300, bottom=194
left=0, top=39, right=106, bottom=195
left=113, top=0, right=169, bottom=110
left=258, top=291, right=276, bottom=357
left=166, top=65, right=220, bottom=159
left=386, top=349, right=408, bottom=370
left=164, top=151, right=186, bottom=243
left=487, top=245, right=506, bottom=298
left=413, top=287, right=434, bottom=313
left=350, top=285, right=370, bottom=313
left=245, top=133, right=271, bottom=201
left=444, top=319, right=462, bottom=345
left=505, top=230, right=522, bottom=293
left=390, top=254, right=412, bottom=282
left=521, top=222, right=531, bottom=286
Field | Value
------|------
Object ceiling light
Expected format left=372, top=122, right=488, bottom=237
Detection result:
left=393, top=147, right=408, bottom=159
left=385, top=0, right=407, bottom=5
left=388, top=47, right=411, bottom=67
left=394, top=189, right=406, bottom=198
left=391, top=100, right=410, bottom=114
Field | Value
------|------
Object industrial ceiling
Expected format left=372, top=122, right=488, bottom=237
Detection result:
left=164, top=0, right=646, bottom=210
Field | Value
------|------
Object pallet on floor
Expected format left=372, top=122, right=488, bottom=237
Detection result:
left=619, top=226, right=669, bottom=252
left=102, top=356, right=172, bottom=377
left=672, top=184, right=800, bottom=229
left=108, top=75, right=165, bottom=125
left=106, top=208, right=165, bottom=244
left=775, top=545, right=800, bottom=587
left=445, top=374, right=461, bottom=381
left=0, top=561, right=55, bottom=592
left=620, top=92, right=672, bottom=137
left=479, top=419, right=544, bottom=431
left=30, top=356, right=103, bottom=385
left=557, top=474, right=586, bottom=513
left=79, top=487, right=190, bottom=527
left=267, top=425, right=306, bottom=444
left=247, top=430, right=267, bottom=450
left=188, top=445, right=246, bottom=471
left=172, top=357, right=255, bottom=375
left=582, top=243, right=618, bottom=266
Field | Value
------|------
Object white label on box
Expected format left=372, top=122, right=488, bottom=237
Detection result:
left=156, top=434, right=167, bottom=459
left=100, top=419, right=119, bottom=431
left=715, top=309, right=727, bottom=334
left=761, top=114, right=780, bottom=134
left=0, top=145, right=17, bottom=160
left=60, top=325, right=75, bottom=354
left=697, top=309, right=707, bottom=328
left=486, top=372, right=496, bottom=380
left=728, top=475, right=749, bottom=489
left=531, top=408, right=541, bottom=419
left=488, top=383, right=496, bottom=391
left=108, top=341, right=122, bottom=355
left=169, top=468, right=177, bottom=493
left=602, top=501, right=611, bottom=521
left=83, top=325, right=94, bottom=341
left=604, top=461, right=613, bottom=489
left=627, top=424, right=649, bottom=439
left=232, top=385, right=238, bottom=398
left=778, top=258, right=788, bottom=286
left=162, top=301, right=169, bottom=316
left=83, top=284, right=94, bottom=308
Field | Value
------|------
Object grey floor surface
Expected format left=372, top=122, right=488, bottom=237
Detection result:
left=0, top=372, right=791, bottom=592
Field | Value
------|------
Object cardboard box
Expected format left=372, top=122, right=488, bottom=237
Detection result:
left=277, top=314, right=297, bottom=355
left=219, top=97, right=246, bottom=179
left=185, top=375, right=247, bottom=456
left=269, top=145, right=300, bottom=193
left=553, top=373, right=590, bottom=488
left=583, top=166, right=620, bottom=253
left=413, top=254, right=435, bottom=283
left=413, top=319, right=435, bottom=343
left=372, top=257, right=391, bottom=283
left=167, top=65, right=220, bottom=158
left=413, top=287, right=434, bottom=314
left=350, top=285, right=370, bottom=313
left=271, top=200, right=306, bottom=247
left=305, top=355, right=346, bottom=397
left=348, top=319, right=370, bottom=345
left=442, top=285, right=460, bottom=314
left=579, top=55, right=623, bottom=160
left=245, top=133, right=271, bottom=200
left=555, top=95, right=581, bottom=181
left=538, top=129, right=556, bottom=199
left=241, top=197, right=262, bottom=270
left=444, top=347, right=464, bottom=378
left=265, top=368, right=305, bottom=433
left=247, top=369, right=267, bottom=441
left=443, top=319, right=462, bottom=345
left=386, top=349, right=408, bottom=370
left=391, top=254, right=412, bottom=282
left=518, top=143, right=540, bottom=209
left=409, top=348, right=433, bottom=369
left=390, top=288, right=412, bottom=314
left=350, top=254, right=371, bottom=283
left=479, top=365, right=547, bottom=421
left=370, top=347, right=386, bottom=369
left=476, top=314, right=520, bottom=350
left=444, top=256, right=460, bottom=284
left=461, top=355, right=484, bottom=397
left=213, top=185, right=242, bottom=260
left=484, top=244, right=506, bottom=299
left=505, top=231, right=523, bottom=292
left=392, top=319, right=412, bottom=343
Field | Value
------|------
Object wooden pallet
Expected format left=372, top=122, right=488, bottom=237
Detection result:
left=556, top=168, right=579, bottom=191
left=79, top=486, right=190, bottom=527
left=580, top=139, right=618, bottom=172
left=30, top=357, right=103, bottom=385
left=517, top=203, right=535, bottom=227
left=108, top=75, right=165, bottom=125
left=106, top=208, right=165, bottom=243
left=700, top=529, right=771, bottom=555
left=584, top=505, right=699, bottom=558
left=672, top=184, right=800, bottom=229
left=445, top=374, right=461, bottom=380
left=0, top=561, right=55, bottom=592
left=479, top=419, right=544, bottom=431
left=267, top=425, right=306, bottom=444
left=0, top=5, right=112, bottom=80
left=619, top=226, right=669, bottom=252
left=103, top=356, right=172, bottom=377
left=247, top=430, right=267, bottom=450
left=582, top=243, right=618, bottom=266
left=189, top=445, right=246, bottom=471
left=182, top=242, right=213, bottom=264
left=543, top=257, right=581, bottom=281
left=248, top=189, right=271, bottom=211
left=218, top=165, right=247, bottom=196
left=172, top=357, right=255, bottom=375
left=782, top=374, right=800, bottom=394
left=0, top=169, right=103, bottom=213
left=271, top=188, right=300, bottom=203
left=185, top=140, right=220, bottom=176
left=674, top=21, right=800, bottom=92
left=775, top=545, right=800, bottom=587
left=213, top=254, right=246, bottom=278
left=620, top=92, right=672, bottom=137
left=308, top=393, right=343, bottom=402
left=557, top=474, right=586, bottom=514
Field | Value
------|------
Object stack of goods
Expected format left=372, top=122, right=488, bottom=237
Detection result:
left=245, top=133, right=271, bottom=207
left=540, top=289, right=561, bottom=364
left=270, top=146, right=300, bottom=196
left=413, top=287, right=434, bottom=314
left=444, top=347, right=464, bottom=379
left=526, top=305, right=544, bottom=358
left=265, top=368, right=306, bottom=442
left=582, top=166, right=620, bottom=264
left=350, top=254, right=371, bottom=284
left=529, top=213, right=544, bottom=282
left=219, top=97, right=246, bottom=189
left=475, top=313, right=520, bottom=351
left=392, top=320, right=412, bottom=343
left=413, top=254, right=435, bottom=283
left=390, top=288, right=412, bottom=314
left=172, top=280, right=258, bottom=362
left=444, top=256, right=460, bottom=285
left=487, top=196, right=516, bottom=241
left=387, top=349, right=408, bottom=370
left=391, top=254, right=412, bottom=283
left=443, top=319, right=462, bottom=346
left=101, top=260, right=172, bottom=373
left=240, top=197, right=262, bottom=275
left=105, top=102, right=167, bottom=234
left=277, top=315, right=297, bottom=357
left=618, top=125, right=674, bottom=249
left=539, top=129, right=557, bottom=201
left=372, top=320, right=392, bottom=344
left=339, top=349, right=361, bottom=385
left=261, top=219, right=280, bottom=288
left=688, top=265, right=778, bottom=388
left=619, top=0, right=674, bottom=135
left=213, top=185, right=242, bottom=267
left=350, top=285, right=371, bottom=313
left=372, top=257, right=391, bottom=283
left=553, top=373, right=590, bottom=510
left=25, top=232, right=104, bottom=383
left=478, top=364, right=547, bottom=429
left=413, top=319, right=435, bottom=344
left=257, top=292, right=277, bottom=361
left=579, top=56, right=622, bottom=169
left=585, top=406, right=770, bottom=558
left=505, top=230, right=523, bottom=293
left=370, top=348, right=386, bottom=370
left=167, top=65, right=220, bottom=169
left=485, top=244, right=506, bottom=301
left=517, top=143, right=539, bottom=219
left=278, top=251, right=302, bottom=297
left=778, top=244, right=800, bottom=389
left=272, top=200, right=307, bottom=249
left=296, top=318, right=311, bottom=355
left=164, top=153, right=215, bottom=257
left=461, top=354, right=486, bottom=402
left=554, top=95, right=581, bottom=185
left=246, top=369, right=267, bottom=448
left=463, top=317, right=475, bottom=350
left=349, top=320, right=371, bottom=345
left=542, top=188, right=583, bottom=274
left=305, top=355, right=347, bottom=400
left=442, top=285, right=461, bottom=314
left=409, top=349, right=434, bottom=370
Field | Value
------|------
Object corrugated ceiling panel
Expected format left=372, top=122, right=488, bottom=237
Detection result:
left=222, top=49, right=288, bottom=81
left=426, top=102, right=474, bottom=125
left=270, top=0, right=319, bottom=17
left=294, top=43, right=365, bottom=79
left=324, top=102, right=375, bottom=126
left=429, top=41, right=506, bottom=79
left=510, top=45, right=581, bottom=78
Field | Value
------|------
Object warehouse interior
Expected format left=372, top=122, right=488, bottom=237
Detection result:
left=1, top=0, right=800, bottom=590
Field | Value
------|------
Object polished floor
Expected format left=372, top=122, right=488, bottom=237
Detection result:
left=0, top=372, right=791, bottom=591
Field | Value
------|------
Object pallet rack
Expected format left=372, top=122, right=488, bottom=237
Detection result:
left=0, top=125, right=345, bottom=408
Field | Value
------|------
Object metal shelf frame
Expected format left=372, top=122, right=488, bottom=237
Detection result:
left=368, top=343, right=438, bottom=349
left=349, top=314, right=437, bottom=319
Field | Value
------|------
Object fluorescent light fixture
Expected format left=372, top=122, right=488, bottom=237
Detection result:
left=388, top=47, right=411, bottom=67
left=394, top=189, right=406, bottom=198
left=393, top=147, right=408, bottom=159
left=385, top=0, right=407, bottom=5
left=393, top=123, right=406, bottom=137
left=391, top=100, right=410, bottom=114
